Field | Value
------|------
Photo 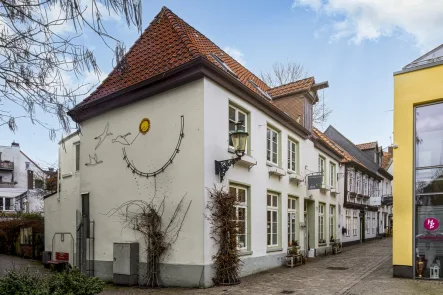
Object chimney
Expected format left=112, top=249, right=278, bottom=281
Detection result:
left=48, top=168, right=54, bottom=172
left=388, top=146, right=393, bottom=154
left=11, top=141, right=19, bottom=147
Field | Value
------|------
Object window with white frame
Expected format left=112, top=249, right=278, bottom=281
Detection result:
left=230, top=185, right=248, bottom=250
left=373, top=182, right=378, bottom=197
left=318, top=203, right=325, bottom=243
left=288, top=197, right=297, bottom=246
left=348, top=170, right=354, bottom=192
left=369, top=178, right=373, bottom=197
left=266, top=127, right=279, bottom=165
left=363, top=175, right=368, bottom=196
left=366, top=214, right=370, bottom=234
left=353, top=210, right=358, bottom=236
left=329, top=205, right=335, bottom=240
left=74, top=143, right=80, bottom=172
left=318, top=156, right=326, bottom=185
left=329, top=162, right=336, bottom=188
left=345, top=210, right=351, bottom=236
left=229, top=105, right=247, bottom=148
left=267, top=192, right=279, bottom=247
left=287, top=139, right=298, bottom=173
left=356, top=173, right=361, bottom=194
left=304, top=100, right=313, bottom=132
left=372, top=213, right=376, bottom=234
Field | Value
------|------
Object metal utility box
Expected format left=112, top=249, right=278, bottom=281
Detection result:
left=113, top=242, right=139, bottom=286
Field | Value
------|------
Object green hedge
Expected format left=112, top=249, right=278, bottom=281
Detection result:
left=0, top=268, right=105, bottom=295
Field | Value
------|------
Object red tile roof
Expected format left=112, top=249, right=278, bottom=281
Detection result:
left=267, top=77, right=315, bottom=98
left=82, top=6, right=271, bottom=104
left=382, top=152, right=392, bottom=169
left=356, top=142, right=377, bottom=150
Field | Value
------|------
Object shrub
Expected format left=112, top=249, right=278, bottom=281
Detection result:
left=0, top=267, right=48, bottom=295
left=48, top=269, right=105, bottom=295
left=0, top=268, right=105, bottom=295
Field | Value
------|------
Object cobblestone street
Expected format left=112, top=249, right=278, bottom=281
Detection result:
left=102, top=238, right=443, bottom=295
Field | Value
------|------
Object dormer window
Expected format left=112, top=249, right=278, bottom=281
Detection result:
left=248, top=79, right=272, bottom=100
left=210, top=53, right=237, bottom=77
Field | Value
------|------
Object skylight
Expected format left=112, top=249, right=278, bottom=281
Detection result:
left=210, top=53, right=237, bottom=77
left=249, top=79, right=272, bottom=100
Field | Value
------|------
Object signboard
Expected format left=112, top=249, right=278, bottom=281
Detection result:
left=308, top=174, right=323, bottom=190
left=370, top=196, right=381, bottom=206
left=55, top=252, right=69, bottom=261
left=424, top=218, right=439, bottom=231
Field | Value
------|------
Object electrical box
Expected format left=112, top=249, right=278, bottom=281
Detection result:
left=113, top=242, right=139, bottom=286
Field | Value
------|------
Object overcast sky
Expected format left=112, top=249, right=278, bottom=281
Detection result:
left=2, top=0, right=442, bottom=168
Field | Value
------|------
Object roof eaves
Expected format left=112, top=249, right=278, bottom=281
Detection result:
left=20, top=151, right=46, bottom=174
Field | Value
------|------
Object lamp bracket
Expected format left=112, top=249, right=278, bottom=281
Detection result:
left=215, top=157, right=241, bottom=182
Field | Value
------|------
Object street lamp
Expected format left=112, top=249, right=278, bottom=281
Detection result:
left=215, top=122, right=249, bottom=182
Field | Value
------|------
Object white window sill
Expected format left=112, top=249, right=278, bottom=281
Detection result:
left=268, top=166, right=286, bottom=177
left=266, top=160, right=280, bottom=168
left=239, top=250, right=253, bottom=256
left=266, top=247, right=283, bottom=253
left=287, top=170, right=299, bottom=175
left=289, top=174, right=304, bottom=183
left=318, top=243, right=327, bottom=247
left=62, top=173, right=73, bottom=178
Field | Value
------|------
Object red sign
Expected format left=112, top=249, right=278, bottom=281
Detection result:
left=424, top=218, right=439, bottom=231
left=55, top=252, right=69, bottom=261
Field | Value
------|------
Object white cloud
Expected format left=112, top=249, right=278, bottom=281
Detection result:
left=292, top=0, right=443, bottom=50
left=223, top=46, right=247, bottom=66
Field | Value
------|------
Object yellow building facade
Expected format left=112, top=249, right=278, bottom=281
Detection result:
left=394, top=45, right=443, bottom=279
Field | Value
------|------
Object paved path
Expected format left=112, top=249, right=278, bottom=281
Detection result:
left=101, top=238, right=443, bottom=294
left=0, top=254, right=48, bottom=276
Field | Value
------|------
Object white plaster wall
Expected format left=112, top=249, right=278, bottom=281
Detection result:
left=203, top=78, right=341, bottom=266
left=44, top=133, right=81, bottom=266
left=78, top=80, right=205, bottom=265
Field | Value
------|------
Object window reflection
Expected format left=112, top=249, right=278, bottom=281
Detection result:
left=415, top=103, right=443, bottom=168
left=416, top=168, right=443, bottom=194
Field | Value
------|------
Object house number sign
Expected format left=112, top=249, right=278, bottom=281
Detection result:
left=424, top=218, right=439, bottom=231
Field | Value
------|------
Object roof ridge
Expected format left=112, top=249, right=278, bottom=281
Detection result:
left=162, top=7, right=201, bottom=58
left=268, top=76, right=314, bottom=90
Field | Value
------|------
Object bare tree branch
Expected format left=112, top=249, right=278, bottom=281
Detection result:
left=0, top=0, right=143, bottom=137
left=261, top=61, right=332, bottom=126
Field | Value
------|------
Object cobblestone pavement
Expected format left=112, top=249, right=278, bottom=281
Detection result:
left=0, top=254, right=48, bottom=276
left=101, top=238, right=443, bottom=295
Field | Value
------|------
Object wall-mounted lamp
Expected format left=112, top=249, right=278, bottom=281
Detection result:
left=392, top=144, right=399, bottom=149
left=215, top=122, right=249, bottom=182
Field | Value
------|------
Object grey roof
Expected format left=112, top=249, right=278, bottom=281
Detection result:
left=324, top=126, right=384, bottom=176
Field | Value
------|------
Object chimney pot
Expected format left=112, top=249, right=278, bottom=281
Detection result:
left=11, top=141, right=19, bottom=147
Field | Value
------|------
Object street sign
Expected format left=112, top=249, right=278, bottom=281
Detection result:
left=308, top=174, right=323, bottom=190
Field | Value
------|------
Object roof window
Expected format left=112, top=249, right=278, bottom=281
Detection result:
left=210, top=53, right=237, bottom=77
left=249, top=79, right=272, bottom=100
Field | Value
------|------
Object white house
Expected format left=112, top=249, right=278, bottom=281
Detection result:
left=0, top=142, right=51, bottom=214
left=45, top=7, right=346, bottom=287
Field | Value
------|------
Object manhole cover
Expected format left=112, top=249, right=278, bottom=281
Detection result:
left=326, top=266, right=348, bottom=270
left=281, top=291, right=295, bottom=294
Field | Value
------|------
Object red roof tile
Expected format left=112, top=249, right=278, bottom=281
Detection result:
left=382, top=152, right=392, bottom=169
left=267, top=77, right=315, bottom=98
left=356, top=142, right=377, bottom=150
left=82, top=6, right=271, bottom=104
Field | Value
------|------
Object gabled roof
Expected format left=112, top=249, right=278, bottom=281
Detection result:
left=81, top=6, right=270, bottom=104
left=324, top=126, right=391, bottom=180
left=356, top=142, right=377, bottom=150
left=20, top=151, right=47, bottom=175
left=267, top=77, right=315, bottom=99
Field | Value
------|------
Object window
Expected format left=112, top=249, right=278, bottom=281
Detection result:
left=329, top=163, right=336, bottom=188
left=318, top=156, right=326, bottom=185
left=318, top=203, right=325, bottom=243
left=366, top=214, right=370, bottom=234
left=372, top=213, right=376, bottom=234
left=288, top=197, right=297, bottom=246
left=287, top=139, right=298, bottom=172
left=329, top=206, right=335, bottom=240
left=369, top=179, right=373, bottom=197
left=304, top=100, right=313, bottom=131
left=348, top=170, right=354, bottom=192
left=75, top=143, right=80, bottom=172
left=345, top=210, right=351, bottom=237
left=249, top=79, right=272, bottom=100
left=230, top=185, right=248, bottom=250
left=363, top=176, right=368, bottom=196
left=35, top=179, right=44, bottom=189
left=25, top=162, right=30, bottom=169
left=356, top=173, right=361, bottom=194
left=267, top=127, right=279, bottom=165
left=353, top=210, right=358, bottom=236
left=267, top=192, right=280, bottom=247
left=229, top=105, right=247, bottom=148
